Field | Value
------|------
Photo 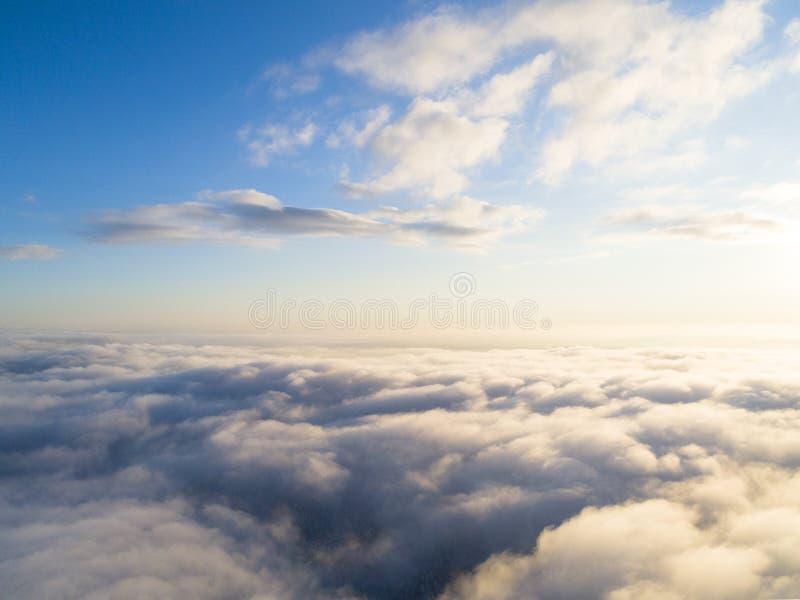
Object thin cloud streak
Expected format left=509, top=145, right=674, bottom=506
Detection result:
left=0, top=244, right=62, bottom=260
left=84, top=190, right=543, bottom=251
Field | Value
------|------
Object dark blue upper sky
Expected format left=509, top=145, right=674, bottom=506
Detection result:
left=2, top=1, right=400, bottom=211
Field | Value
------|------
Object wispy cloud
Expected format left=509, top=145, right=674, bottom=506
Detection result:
left=603, top=207, right=782, bottom=242
left=786, top=18, right=800, bottom=72
left=740, top=181, right=800, bottom=209
left=84, top=189, right=542, bottom=251
left=259, top=62, right=321, bottom=97
left=336, top=53, right=553, bottom=200
left=328, top=0, right=784, bottom=189
left=238, top=122, right=317, bottom=166
left=326, top=105, right=392, bottom=149
left=0, top=244, right=62, bottom=260
left=601, top=179, right=800, bottom=243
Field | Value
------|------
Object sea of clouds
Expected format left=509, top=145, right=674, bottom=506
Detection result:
left=1, top=333, right=799, bottom=599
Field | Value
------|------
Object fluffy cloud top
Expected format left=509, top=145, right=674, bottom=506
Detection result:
left=2, top=335, right=800, bottom=598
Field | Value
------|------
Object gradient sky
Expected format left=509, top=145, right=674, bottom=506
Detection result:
left=2, top=0, right=799, bottom=343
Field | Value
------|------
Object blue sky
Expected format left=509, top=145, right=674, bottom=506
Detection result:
left=2, top=0, right=799, bottom=342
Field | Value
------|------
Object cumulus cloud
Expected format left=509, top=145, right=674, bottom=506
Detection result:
left=83, top=189, right=541, bottom=250
left=339, top=98, right=509, bottom=199
left=0, top=499, right=341, bottom=600
left=440, top=499, right=779, bottom=600
left=2, top=336, right=800, bottom=598
left=331, top=0, right=786, bottom=188
left=335, top=7, right=511, bottom=95
left=337, top=54, right=552, bottom=199
left=0, top=244, right=62, bottom=260
left=532, top=0, right=774, bottom=183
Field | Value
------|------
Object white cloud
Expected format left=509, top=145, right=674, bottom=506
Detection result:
left=326, top=105, right=392, bottom=148
left=600, top=179, right=800, bottom=244
left=441, top=499, right=775, bottom=600
left=603, top=206, right=781, bottom=242
left=0, top=499, right=329, bottom=600
left=239, top=122, right=317, bottom=166
left=0, top=244, right=62, bottom=260
left=339, top=98, right=508, bottom=199
left=2, top=338, right=800, bottom=598
left=335, top=7, right=509, bottom=95
left=534, top=0, right=772, bottom=183
left=457, top=52, right=553, bottom=118
left=333, top=0, right=780, bottom=187
left=337, top=54, right=551, bottom=199
left=607, top=138, right=710, bottom=179
left=367, top=196, right=544, bottom=249
left=84, top=189, right=540, bottom=250
left=739, top=181, right=800, bottom=210
left=237, top=1, right=797, bottom=202
left=785, top=18, right=800, bottom=45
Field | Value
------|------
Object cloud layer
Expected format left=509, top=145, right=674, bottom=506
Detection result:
left=2, top=335, right=800, bottom=598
